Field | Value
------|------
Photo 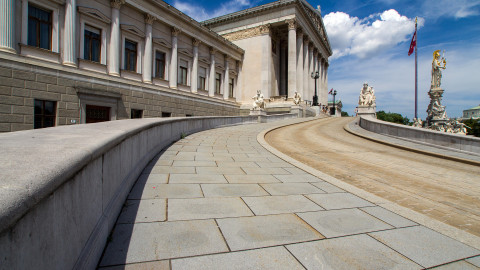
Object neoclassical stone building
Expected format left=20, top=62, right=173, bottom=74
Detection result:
left=0, top=0, right=330, bottom=132
left=203, top=0, right=332, bottom=111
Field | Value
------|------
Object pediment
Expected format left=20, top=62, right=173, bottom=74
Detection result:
left=120, top=24, right=145, bottom=38
left=178, top=48, right=193, bottom=57
left=199, top=57, right=210, bottom=64
left=299, top=0, right=331, bottom=54
left=153, top=38, right=171, bottom=48
left=77, top=6, right=111, bottom=24
left=215, top=64, right=224, bottom=70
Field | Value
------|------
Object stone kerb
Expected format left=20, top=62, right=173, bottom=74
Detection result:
left=0, top=115, right=258, bottom=270
left=359, top=116, right=480, bottom=153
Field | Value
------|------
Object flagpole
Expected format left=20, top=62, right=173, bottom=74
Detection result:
left=414, top=17, right=418, bottom=119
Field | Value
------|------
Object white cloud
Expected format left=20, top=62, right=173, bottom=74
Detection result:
left=421, top=0, right=480, bottom=19
left=173, top=0, right=252, bottom=21
left=323, top=9, right=418, bottom=60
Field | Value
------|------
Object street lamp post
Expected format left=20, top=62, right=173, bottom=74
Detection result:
left=311, top=71, right=319, bottom=106
left=331, top=89, right=337, bottom=116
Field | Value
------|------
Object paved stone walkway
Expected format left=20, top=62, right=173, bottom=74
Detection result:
left=98, top=119, right=480, bottom=269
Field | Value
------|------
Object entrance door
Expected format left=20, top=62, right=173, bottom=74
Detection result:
left=86, top=105, right=110, bottom=123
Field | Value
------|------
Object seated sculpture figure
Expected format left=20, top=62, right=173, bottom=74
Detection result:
left=252, top=90, right=266, bottom=110
left=358, top=83, right=376, bottom=107
left=293, top=91, right=302, bottom=105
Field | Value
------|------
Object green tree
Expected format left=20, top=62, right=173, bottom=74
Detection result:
left=341, top=111, right=349, bottom=117
left=462, top=118, right=480, bottom=137
left=376, top=111, right=410, bottom=125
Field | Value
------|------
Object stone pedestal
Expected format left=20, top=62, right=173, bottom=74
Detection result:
left=291, top=105, right=302, bottom=117
left=357, top=105, right=376, bottom=118
left=426, top=87, right=448, bottom=126
left=249, top=109, right=267, bottom=116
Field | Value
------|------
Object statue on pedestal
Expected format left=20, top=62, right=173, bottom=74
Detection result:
left=252, top=90, right=266, bottom=110
left=293, top=91, right=302, bottom=105
left=357, top=83, right=376, bottom=117
left=426, top=50, right=448, bottom=126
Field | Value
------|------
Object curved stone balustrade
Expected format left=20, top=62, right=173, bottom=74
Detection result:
left=0, top=116, right=267, bottom=269
left=359, top=116, right=480, bottom=154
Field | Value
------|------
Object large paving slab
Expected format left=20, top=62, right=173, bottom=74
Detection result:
left=260, top=182, right=325, bottom=195
left=242, top=195, right=323, bottom=215
left=216, top=214, right=324, bottom=251
left=99, top=220, right=228, bottom=266
left=171, top=246, right=304, bottom=270
left=167, top=197, right=254, bottom=221
left=286, top=234, right=422, bottom=269
left=297, top=208, right=394, bottom=238
left=369, top=226, right=480, bottom=268
left=306, top=193, right=375, bottom=210
left=201, top=183, right=269, bottom=197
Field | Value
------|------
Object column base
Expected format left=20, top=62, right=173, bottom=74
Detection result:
left=63, top=61, right=77, bottom=68
left=0, top=47, right=17, bottom=54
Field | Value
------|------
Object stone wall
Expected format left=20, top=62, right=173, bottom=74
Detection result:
left=0, top=55, right=240, bottom=132
left=359, top=116, right=480, bottom=153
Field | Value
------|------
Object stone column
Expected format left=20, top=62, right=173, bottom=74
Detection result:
left=169, top=27, right=180, bottom=89
left=143, top=14, right=155, bottom=83
left=324, top=62, right=329, bottom=105
left=318, top=57, right=323, bottom=105
left=296, top=31, right=303, bottom=101
left=286, top=19, right=296, bottom=98
left=0, top=0, right=16, bottom=53
left=303, top=37, right=309, bottom=101
left=208, top=48, right=216, bottom=97
left=236, top=60, right=242, bottom=101
left=223, top=55, right=230, bottom=100
left=260, top=24, right=271, bottom=99
left=308, top=45, right=313, bottom=101
left=63, top=0, right=76, bottom=66
left=108, top=0, right=124, bottom=76
left=191, top=39, right=200, bottom=93
left=21, top=0, right=28, bottom=45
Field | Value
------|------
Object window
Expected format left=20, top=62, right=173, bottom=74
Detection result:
left=161, top=112, right=171, bottom=117
left=124, top=39, right=137, bottom=71
left=198, top=67, right=206, bottom=90
left=178, top=59, right=188, bottom=85
left=28, top=4, right=52, bottom=50
left=229, top=78, right=234, bottom=98
left=34, top=99, right=56, bottom=129
left=215, top=73, right=221, bottom=94
left=86, top=105, right=110, bottom=123
left=84, top=25, right=101, bottom=62
left=155, top=51, right=166, bottom=79
left=131, top=109, right=143, bottom=119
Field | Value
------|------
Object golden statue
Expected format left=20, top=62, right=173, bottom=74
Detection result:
left=431, top=50, right=446, bottom=89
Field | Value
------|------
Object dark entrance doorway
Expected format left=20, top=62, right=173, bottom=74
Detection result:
left=86, top=105, right=110, bottom=123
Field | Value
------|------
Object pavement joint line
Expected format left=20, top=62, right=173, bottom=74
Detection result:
left=344, top=118, right=480, bottom=167
left=257, top=117, right=480, bottom=250
left=363, top=233, right=423, bottom=268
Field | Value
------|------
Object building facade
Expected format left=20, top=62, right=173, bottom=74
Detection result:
left=0, top=0, right=330, bottom=132
left=203, top=0, right=332, bottom=110
left=463, top=105, right=480, bottom=119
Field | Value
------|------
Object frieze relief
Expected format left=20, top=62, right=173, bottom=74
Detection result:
left=222, top=24, right=271, bottom=41
left=301, top=3, right=327, bottom=42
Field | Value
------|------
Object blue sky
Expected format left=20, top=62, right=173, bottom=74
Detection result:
left=167, top=0, right=480, bottom=119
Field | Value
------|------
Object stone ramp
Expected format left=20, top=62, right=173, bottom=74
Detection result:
left=98, top=118, right=480, bottom=269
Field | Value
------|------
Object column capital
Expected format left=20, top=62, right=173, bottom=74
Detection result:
left=224, top=54, right=229, bottom=60
left=285, top=18, right=296, bottom=30
left=258, top=24, right=271, bottom=35
left=172, top=27, right=181, bottom=37
left=193, top=38, right=201, bottom=46
left=209, top=47, right=217, bottom=55
left=145, top=14, right=156, bottom=25
left=110, top=0, right=125, bottom=9
left=296, top=30, right=303, bottom=38
left=303, top=36, right=309, bottom=43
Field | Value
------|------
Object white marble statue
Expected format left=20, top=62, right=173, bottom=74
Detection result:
left=412, top=118, right=423, bottom=128
left=252, top=89, right=266, bottom=110
left=293, top=91, right=302, bottom=105
left=431, top=50, right=446, bottom=89
left=358, top=83, right=376, bottom=107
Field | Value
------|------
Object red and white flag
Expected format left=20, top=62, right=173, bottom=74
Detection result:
left=408, top=30, right=416, bottom=56
left=328, top=88, right=333, bottom=94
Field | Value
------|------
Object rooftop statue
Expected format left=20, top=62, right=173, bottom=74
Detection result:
left=431, top=50, right=446, bottom=89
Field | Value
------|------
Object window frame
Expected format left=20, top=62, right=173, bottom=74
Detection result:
left=198, top=66, right=207, bottom=91
left=120, top=29, right=144, bottom=74
left=78, top=7, right=109, bottom=66
left=131, top=109, right=143, bottom=119
left=154, top=50, right=166, bottom=79
left=215, top=72, right=222, bottom=95
left=83, top=25, right=102, bottom=63
left=178, top=58, right=189, bottom=85
left=229, top=77, right=234, bottom=98
left=34, top=99, right=56, bottom=129
left=22, top=0, right=59, bottom=53
left=28, top=4, right=52, bottom=50
left=124, top=39, right=138, bottom=72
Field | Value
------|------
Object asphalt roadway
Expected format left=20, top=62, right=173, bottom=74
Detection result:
left=266, top=117, right=480, bottom=237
